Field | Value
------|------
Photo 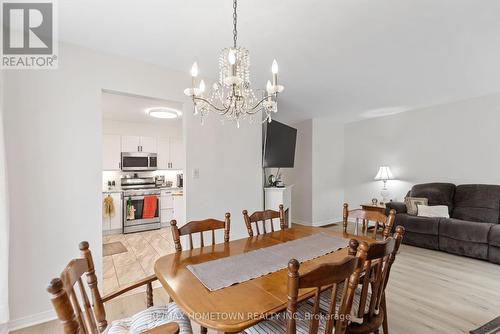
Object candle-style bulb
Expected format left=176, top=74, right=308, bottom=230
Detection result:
left=271, top=59, right=279, bottom=74
left=199, top=80, right=206, bottom=92
left=228, top=50, right=236, bottom=65
left=190, top=62, right=199, bottom=77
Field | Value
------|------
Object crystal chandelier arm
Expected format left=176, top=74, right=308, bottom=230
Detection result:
left=193, top=96, right=232, bottom=114
left=244, top=94, right=277, bottom=114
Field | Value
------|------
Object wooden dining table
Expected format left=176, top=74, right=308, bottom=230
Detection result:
left=154, top=225, right=376, bottom=333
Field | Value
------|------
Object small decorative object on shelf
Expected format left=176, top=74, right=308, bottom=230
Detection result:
left=371, top=198, right=378, bottom=205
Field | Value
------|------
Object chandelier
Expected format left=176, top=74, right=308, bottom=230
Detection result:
left=184, top=0, right=284, bottom=127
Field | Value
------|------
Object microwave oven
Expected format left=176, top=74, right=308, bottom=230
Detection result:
left=121, top=152, right=157, bottom=171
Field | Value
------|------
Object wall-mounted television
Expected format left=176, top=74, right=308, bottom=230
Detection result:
left=263, top=120, right=297, bottom=168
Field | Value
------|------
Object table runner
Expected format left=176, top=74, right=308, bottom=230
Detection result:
left=187, top=233, right=348, bottom=291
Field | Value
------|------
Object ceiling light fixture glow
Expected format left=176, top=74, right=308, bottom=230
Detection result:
left=145, top=107, right=182, bottom=119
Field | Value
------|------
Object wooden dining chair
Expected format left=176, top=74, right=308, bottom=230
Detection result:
left=243, top=204, right=286, bottom=237
left=342, top=203, right=396, bottom=240
left=47, top=241, right=192, bottom=334
left=170, top=213, right=231, bottom=251
left=244, top=239, right=369, bottom=334
left=170, top=214, right=230, bottom=334
left=317, top=226, right=405, bottom=334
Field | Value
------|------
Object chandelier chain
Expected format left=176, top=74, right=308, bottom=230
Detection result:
left=232, top=0, right=237, bottom=48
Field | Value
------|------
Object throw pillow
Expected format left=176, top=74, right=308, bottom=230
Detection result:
left=417, top=205, right=449, bottom=218
left=405, top=197, right=429, bottom=215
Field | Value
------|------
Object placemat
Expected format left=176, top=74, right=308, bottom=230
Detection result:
left=187, top=233, right=348, bottom=291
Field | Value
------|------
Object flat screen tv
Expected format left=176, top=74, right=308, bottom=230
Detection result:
left=263, top=120, right=297, bottom=168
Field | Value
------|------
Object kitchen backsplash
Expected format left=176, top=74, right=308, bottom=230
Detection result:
left=102, top=170, right=181, bottom=191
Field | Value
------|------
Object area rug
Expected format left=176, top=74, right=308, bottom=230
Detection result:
left=103, top=241, right=127, bottom=257
left=470, top=316, right=500, bottom=334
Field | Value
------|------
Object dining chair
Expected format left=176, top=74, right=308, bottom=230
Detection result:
left=47, top=241, right=192, bottom=334
left=317, top=226, right=405, bottom=334
left=243, top=204, right=286, bottom=237
left=244, top=239, right=369, bottom=334
left=170, top=213, right=230, bottom=334
left=170, top=213, right=231, bottom=251
left=342, top=203, right=396, bottom=240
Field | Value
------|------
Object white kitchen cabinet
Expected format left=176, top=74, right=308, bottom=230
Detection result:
left=140, top=136, right=157, bottom=153
left=121, top=136, right=157, bottom=153
left=157, top=138, right=170, bottom=169
left=157, top=137, right=184, bottom=170
left=160, top=209, right=174, bottom=224
left=102, top=134, right=121, bottom=170
left=173, top=194, right=185, bottom=226
left=102, top=192, right=123, bottom=234
left=169, top=137, right=184, bottom=170
left=121, top=135, right=141, bottom=152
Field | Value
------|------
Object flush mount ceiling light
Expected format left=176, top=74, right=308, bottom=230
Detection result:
left=146, top=107, right=182, bottom=119
left=184, top=0, right=284, bottom=128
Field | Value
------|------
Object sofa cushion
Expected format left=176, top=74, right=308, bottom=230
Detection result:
left=439, top=218, right=493, bottom=243
left=402, top=232, right=439, bottom=250
left=452, top=184, right=500, bottom=224
left=394, top=214, right=440, bottom=235
left=410, top=183, right=455, bottom=214
left=489, top=224, right=500, bottom=247
left=488, top=245, right=500, bottom=264
left=439, top=237, right=489, bottom=260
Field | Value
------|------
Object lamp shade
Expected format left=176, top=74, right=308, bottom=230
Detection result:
left=374, top=166, right=394, bottom=181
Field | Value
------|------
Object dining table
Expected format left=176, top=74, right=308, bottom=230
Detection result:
left=154, top=225, right=376, bottom=334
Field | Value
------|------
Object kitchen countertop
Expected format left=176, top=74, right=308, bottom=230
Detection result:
left=102, top=187, right=183, bottom=194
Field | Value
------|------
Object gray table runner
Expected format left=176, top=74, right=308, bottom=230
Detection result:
left=187, top=233, right=348, bottom=291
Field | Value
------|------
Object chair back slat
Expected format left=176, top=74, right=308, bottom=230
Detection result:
left=68, top=285, right=88, bottom=334
left=47, top=242, right=109, bottom=333
left=171, top=213, right=231, bottom=251
left=286, top=239, right=369, bottom=334
left=342, top=203, right=395, bottom=240
left=78, top=277, right=98, bottom=334
left=243, top=204, right=286, bottom=237
left=354, top=226, right=405, bottom=325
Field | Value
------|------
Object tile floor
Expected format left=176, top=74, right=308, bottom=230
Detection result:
left=102, top=227, right=176, bottom=295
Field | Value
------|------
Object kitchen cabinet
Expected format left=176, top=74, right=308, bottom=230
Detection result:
left=160, top=189, right=175, bottom=226
left=157, top=137, right=184, bottom=170
left=157, top=138, right=170, bottom=170
left=102, top=134, right=121, bottom=170
left=140, top=136, right=157, bottom=153
left=169, top=137, right=184, bottom=170
left=121, top=136, right=157, bottom=153
left=102, top=192, right=123, bottom=234
left=173, top=194, right=185, bottom=226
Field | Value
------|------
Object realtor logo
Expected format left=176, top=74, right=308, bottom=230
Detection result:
left=1, top=0, right=58, bottom=69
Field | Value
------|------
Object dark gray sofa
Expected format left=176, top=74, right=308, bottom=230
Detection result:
left=386, top=183, right=500, bottom=264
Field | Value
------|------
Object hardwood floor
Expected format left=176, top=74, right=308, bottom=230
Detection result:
left=12, top=233, right=500, bottom=333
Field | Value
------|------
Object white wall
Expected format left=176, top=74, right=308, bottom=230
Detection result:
left=103, top=119, right=182, bottom=139
left=281, top=120, right=312, bottom=224
left=312, top=118, right=344, bottom=224
left=184, top=110, right=263, bottom=242
left=344, top=93, right=500, bottom=206
left=4, top=42, right=262, bottom=329
left=284, top=117, right=345, bottom=226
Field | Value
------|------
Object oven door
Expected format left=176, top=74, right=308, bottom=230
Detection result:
left=121, top=152, right=156, bottom=171
left=123, top=194, right=160, bottom=232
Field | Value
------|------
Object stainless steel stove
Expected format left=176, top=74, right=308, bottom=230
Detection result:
left=121, top=177, right=161, bottom=234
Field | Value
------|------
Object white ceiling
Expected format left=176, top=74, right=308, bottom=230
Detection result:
left=102, top=90, right=183, bottom=125
left=61, top=0, right=500, bottom=123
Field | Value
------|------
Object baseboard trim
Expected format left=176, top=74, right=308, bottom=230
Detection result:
left=292, top=218, right=342, bottom=227
left=8, top=309, right=56, bottom=332
left=312, top=217, right=343, bottom=227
